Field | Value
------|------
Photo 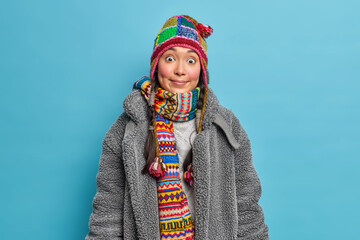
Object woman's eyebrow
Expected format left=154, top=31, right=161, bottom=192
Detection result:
left=166, top=48, right=196, bottom=53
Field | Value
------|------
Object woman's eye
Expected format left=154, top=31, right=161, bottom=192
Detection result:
left=165, top=56, right=175, bottom=62
left=187, top=58, right=196, bottom=64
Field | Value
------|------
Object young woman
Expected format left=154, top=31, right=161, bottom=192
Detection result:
left=86, top=15, right=269, bottom=240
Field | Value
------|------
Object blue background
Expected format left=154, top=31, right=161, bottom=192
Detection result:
left=1, top=0, right=359, bottom=239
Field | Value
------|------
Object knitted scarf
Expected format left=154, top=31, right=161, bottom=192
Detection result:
left=134, top=76, right=197, bottom=240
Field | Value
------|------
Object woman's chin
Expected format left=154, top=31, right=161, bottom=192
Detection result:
left=168, top=83, right=198, bottom=94
left=169, top=87, right=190, bottom=94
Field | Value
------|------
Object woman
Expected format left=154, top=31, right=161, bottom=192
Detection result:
left=86, top=15, right=269, bottom=240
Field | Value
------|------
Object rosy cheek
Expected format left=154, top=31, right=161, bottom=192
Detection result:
left=158, top=63, right=172, bottom=78
left=188, top=67, right=201, bottom=80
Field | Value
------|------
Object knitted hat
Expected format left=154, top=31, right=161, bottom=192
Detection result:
left=150, top=15, right=213, bottom=86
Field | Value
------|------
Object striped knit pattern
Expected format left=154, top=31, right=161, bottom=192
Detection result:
left=134, top=77, right=200, bottom=122
left=156, top=88, right=199, bottom=122
left=134, top=76, right=152, bottom=96
left=156, top=115, right=195, bottom=240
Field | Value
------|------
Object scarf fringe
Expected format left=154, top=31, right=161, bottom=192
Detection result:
left=149, top=156, right=167, bottom=177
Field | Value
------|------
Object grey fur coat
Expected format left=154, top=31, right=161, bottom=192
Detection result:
left=86, top=88, right=269, bottom=239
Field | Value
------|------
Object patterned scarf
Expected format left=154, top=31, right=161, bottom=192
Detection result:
left=134, top=77, right=198, bottom=240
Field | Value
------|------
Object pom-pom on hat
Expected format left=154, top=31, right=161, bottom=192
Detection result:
left=150, top=15, right=213, bottom=86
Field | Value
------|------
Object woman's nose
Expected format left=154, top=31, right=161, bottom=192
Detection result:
left=174, top=62, right=185, bottom=76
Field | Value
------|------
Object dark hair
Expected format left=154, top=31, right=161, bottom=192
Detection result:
left=142, top=70, right=207, bottom=175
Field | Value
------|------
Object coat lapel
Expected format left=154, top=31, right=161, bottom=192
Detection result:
left=191, top=88, right=220, bottom=239
left=122, top=90, right=161, bottom=239
left=192, top=128, right=211, bottom=239
left=122, top=122, right=160, bottom=240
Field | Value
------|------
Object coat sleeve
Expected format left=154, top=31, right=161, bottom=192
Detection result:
left=232, top=114, right=269, bottom=239
left=85, top=114, right=129, bottom=240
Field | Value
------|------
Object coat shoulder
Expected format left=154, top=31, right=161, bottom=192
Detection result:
left=103, top=112, right=131, bottom=154
left=215, top=105, right=250, bottom=145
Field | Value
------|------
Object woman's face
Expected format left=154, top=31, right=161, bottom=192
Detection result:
left=157, top=46, right=201, bottom=93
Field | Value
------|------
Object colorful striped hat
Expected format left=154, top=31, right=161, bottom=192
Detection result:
left=150, top=15, right=213, bottom=86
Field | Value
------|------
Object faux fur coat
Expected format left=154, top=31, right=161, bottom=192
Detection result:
left=86, top=88, right=269, bottom=239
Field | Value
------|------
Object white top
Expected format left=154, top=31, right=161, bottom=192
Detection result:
left=173, top=118, right=197, bottom=223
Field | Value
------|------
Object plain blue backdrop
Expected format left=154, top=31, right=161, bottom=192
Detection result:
left=1, top=0, right=359, bottom=239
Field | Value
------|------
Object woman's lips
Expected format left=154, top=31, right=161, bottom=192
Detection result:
left=170, top=79, right=187, bottom=86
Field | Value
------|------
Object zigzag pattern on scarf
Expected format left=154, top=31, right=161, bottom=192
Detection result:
left=156, top=116, right=195, bottom=240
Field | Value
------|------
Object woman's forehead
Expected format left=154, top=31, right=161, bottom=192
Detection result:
left=165, top=47, right=197, bottom=54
